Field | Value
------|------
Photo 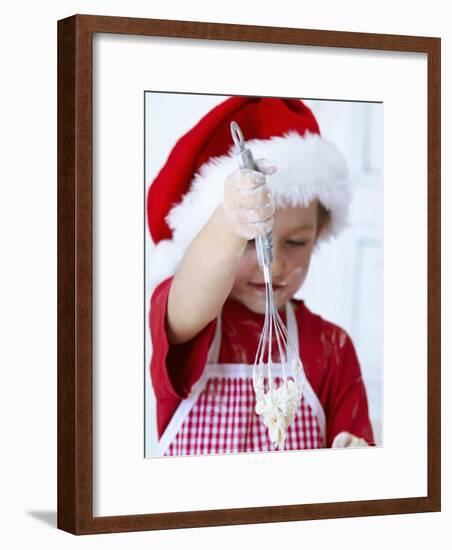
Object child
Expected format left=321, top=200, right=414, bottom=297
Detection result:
left=147, top=96, right=375, bottom=456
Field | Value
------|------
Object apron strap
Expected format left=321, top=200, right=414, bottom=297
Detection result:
left=286, top=302, right=326, bottom=442
left=285, top=301, right=300, bottom=358
left=155, top=369, right=210, bottom=456
left=206, top=314, right=222, bottom=364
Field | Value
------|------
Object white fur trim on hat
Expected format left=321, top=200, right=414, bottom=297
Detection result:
left=168, top=131, right=351, bottom=247
left=150, top=131, right=351, bottom=293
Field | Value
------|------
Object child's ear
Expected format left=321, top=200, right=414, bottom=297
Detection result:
left=314, top=221, right=326, bottom=243
left=315, top=202, right=330, bottom=241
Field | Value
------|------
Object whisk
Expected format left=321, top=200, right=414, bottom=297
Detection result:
left=230, top=121, right=306, bottom=450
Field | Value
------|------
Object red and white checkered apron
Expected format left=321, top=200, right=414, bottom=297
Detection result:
left=157, top=302, right=326, bottom=456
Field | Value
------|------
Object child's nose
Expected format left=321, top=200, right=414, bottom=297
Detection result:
left=270, top=247, right=285, bottom=280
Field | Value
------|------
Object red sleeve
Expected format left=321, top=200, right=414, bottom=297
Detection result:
left=324, top=330, right=375, bottom=447
left=149, top=277, right=216, bottom=437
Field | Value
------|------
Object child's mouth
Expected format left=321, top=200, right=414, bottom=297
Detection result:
left=249, top=282, right=285, bottom=292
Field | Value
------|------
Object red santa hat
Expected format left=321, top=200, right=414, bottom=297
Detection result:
left=147, top=96, right=351, bottom=290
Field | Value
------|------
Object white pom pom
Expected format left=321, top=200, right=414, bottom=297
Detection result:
left=147, top=239, right=184, bottom=296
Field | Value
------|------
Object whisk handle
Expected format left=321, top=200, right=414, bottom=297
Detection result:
left=230, top=121, right=273, bottom=267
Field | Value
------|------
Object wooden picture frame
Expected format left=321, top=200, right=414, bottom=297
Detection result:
left=57, top=14, right=441, bottom=535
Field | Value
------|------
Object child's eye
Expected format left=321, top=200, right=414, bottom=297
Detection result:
left=286, top=240, right=308, bottom=247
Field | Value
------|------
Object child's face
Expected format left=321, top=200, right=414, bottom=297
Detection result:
left=230, top=201, right=321, bottom=314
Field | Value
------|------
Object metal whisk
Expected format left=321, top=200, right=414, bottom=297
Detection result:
left=230, top=121, right=305, bottom=450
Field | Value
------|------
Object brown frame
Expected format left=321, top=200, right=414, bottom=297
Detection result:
left=57, top=14, right=441, bottom=535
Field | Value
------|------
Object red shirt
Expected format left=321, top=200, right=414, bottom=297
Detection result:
left=150, top=277, right=375, bottom=447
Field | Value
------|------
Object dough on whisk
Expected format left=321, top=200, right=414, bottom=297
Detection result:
left=255, top=380, right=300, bottom=449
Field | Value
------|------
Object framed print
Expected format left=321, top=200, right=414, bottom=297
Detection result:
left=57, top=14, right=441, bottom=534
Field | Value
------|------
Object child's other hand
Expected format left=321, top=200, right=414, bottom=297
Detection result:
left=332, top=431, right=369, bottom=448
left=223, top=158, right=277, bottom=240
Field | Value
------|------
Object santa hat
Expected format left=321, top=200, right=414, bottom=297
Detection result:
left=147, top=96, right=351, bottom=290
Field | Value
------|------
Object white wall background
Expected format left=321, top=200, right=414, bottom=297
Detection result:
left=0, top=0, right=449, bottom=548
left=145, top=93, right=383, bottom=455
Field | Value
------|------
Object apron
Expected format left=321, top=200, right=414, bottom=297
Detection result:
left=157, top=302, right=326, bottom=456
